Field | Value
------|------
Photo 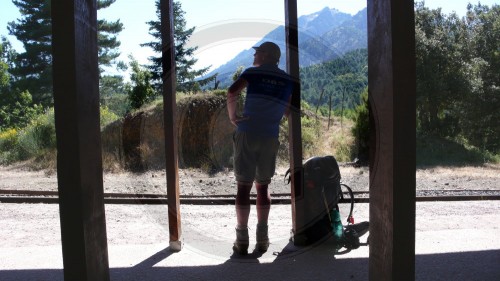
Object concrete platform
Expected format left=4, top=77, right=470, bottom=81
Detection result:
left=0, top=201, right=499, bottom=280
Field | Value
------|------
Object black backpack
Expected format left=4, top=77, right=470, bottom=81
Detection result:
left=285, top=155, right=368, bottom=249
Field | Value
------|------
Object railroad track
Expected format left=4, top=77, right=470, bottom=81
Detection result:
left=1, top=189, right=498, bottom=204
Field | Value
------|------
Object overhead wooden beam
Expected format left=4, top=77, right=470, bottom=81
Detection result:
left=368, top=0, right=416, bottom=280
left=51, top=0, right=110, bottom=280
left=284, top=0, right=305, bottom=245
left=160, top=0, right=182, bottom=251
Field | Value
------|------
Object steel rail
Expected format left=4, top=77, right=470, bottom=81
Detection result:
left=0, top=189, right=498, bottom=204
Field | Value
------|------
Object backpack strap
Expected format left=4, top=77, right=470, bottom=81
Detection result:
left=321, top=186, right=332, bottom=224
left=284, top=167, right=302, bottom=185
left=341, top=183, right=355, bottom=225
left=321, top=183, right=355, bottom=225
left=284, top=168, right=291, bottom=184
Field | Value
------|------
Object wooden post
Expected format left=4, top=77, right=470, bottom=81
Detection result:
left=51, top=0, right=110, bottom=280
left=284, top=0, right=305, bottom=245
left=368, top=0, right=416, bottom=280
left=160, top=0, right=182, bottom=251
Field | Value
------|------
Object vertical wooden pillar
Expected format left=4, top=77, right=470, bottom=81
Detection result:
left=284, top=0, right=305, bottom=244
left=160, top=0, right=182, bottom=251
left=52, top=0, right=110, bottom=280
left=368, top=0, right=416, bottom=280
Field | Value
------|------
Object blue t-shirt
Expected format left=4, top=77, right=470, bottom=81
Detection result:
left=237, top=64, right=293, bottom=137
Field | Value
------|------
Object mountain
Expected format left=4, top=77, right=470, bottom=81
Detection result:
left=300, top=48, right=368, bottom=110
left=203, top=7, right=367, bottom=88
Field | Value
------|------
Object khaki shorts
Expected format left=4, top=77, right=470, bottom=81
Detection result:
left=233, top=131, right=280, bottom=184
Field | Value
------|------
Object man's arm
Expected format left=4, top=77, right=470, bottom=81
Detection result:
left=227, top=77, right=248, bottom=126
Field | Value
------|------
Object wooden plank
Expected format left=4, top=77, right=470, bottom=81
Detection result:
left=51, top=0, right=110, bottom=280
left=284, top=0, right=305, bottom=245
left=368, top=0, right=416, bottom=280
left=160, top=0, right=182, bottom=251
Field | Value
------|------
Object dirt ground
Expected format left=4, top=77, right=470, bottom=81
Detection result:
left=1, top=161, right=499, bottom=252
left=1, top=163, right=499, bottom=281
left=0, top=162, right=499, bottom=196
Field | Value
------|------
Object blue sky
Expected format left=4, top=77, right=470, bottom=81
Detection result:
left=1, top=0, right=499, bottom=73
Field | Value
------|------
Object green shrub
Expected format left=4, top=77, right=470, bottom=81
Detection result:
left=0, top=128, right=19, bottom=164
left=351, top=88, right=369, bottom=161
left=301, top=115, right=320, bottom=156
left=0, top=128, right=18, bottom=150
left=0, top=90, right=43, bottom=131
left=0, top=105, right=119, bottom=165
left=210, top=89, right=227, bottom=97
left=16, top=109, right=56, bottom=160
left=417, top=134, right=500, bottom=166
left=277, top=112, right=323, bottom=162
left=103, top=94, right=128, bottom=117
left=0, top=108, right=57, bottom=164
left=100, top=106, right=120, bottom=129
left=330, top=133, right=355, bottom=162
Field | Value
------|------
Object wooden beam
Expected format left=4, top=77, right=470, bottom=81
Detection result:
left=284, top=0, right=305, bottom=245
left=160, top=0, right=182, bottom=251
left=368, top=0, right=416, bottom=280
left=51, top=0, right=110, bottom=280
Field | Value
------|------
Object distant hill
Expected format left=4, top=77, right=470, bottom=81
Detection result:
left=203, top=7, right=367, bottom=89
left=300, top=48, right=368, bottom=110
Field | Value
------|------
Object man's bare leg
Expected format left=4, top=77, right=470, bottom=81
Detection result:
left=233, top=182, right=252, bottom=254
left=235, top=182, right=252, bottom=228
left=256, top=183, right=271, bottom=252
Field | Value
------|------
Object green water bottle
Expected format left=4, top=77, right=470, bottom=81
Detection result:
left=330, top=209, right=344, bottom=247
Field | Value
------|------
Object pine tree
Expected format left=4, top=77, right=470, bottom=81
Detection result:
left=0, top=38, right=11, bottom=92
left=127, top=56, right=155, bottom=110
left=7, top=0, right=52, bottom=106
left=141, top=0, right=215, bottom=93
left=7, top=0, right=123, bottom=107
left=97, top=0, right=123, bottom=71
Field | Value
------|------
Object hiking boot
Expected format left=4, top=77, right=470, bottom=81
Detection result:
left=233, top=227, right=249, bottom=255
left=256, top=223, right=270, bottom=252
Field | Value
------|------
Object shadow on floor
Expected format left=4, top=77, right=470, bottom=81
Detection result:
left=1, top=249, right=499, bottom=281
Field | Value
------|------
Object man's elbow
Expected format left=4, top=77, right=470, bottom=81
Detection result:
left=228, top=84, right=240, bottom=96
left=227, top=89, right=237, bottom=100
left=228, top=78, right=247, bottom=96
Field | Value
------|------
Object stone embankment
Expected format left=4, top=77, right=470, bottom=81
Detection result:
left=102, top=94, right=233, bottom=172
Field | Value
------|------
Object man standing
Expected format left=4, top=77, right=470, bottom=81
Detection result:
left=227, top=41, right=293, bottom=255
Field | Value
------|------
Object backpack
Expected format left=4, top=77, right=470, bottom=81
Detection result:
left=285, top=155, right=369, bottom=250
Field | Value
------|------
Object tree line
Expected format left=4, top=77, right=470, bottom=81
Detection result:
left=300, top=48, right=367, bottom=114
left=415, top=2, right=499, bottom=153
left=300, top=2, right=499, bottom=155
left=0, top=0, right=211, bottom=130
left=0, top=1, right=499, bottom=157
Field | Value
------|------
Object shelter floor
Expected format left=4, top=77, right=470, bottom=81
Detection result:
left=0, top=201, right=499, bottom=280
